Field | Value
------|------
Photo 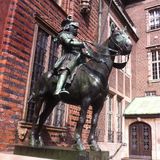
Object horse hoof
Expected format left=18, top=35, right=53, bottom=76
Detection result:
left=89, top=140, right=101, bottom=152
left=90, top=145, right=101, bottom=152
left=38, top=136, right=44, bottom=147
left=29, top=140, right=39, bottom=147
left=74, top=145, right=85, bottom=151
left=73, top=142, right=85, bottom=151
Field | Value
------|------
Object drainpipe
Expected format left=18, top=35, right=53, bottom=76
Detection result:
left=98, top=0, right=102, bottom=43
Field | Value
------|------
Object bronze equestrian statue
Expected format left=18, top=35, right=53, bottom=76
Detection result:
left=29, top=17, right=132, bottom=151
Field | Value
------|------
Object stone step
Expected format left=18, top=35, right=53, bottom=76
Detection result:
left=14, top=145, right=109, bottom=160
left=122, top=157, right=151, bottom=160
left=0, top=152, right=55, bottom=160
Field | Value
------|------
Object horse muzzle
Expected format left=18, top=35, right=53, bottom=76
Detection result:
left=122, top=40, right=132, bottom=55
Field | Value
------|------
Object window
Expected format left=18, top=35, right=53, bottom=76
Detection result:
left=145, top=91, right=156, bottom=96
left=107, top=94, right=114, bottom=143
left=117, top=98, right=122, bottom=143
left=46, top=102, right=65, bottom=127
left=26, top=23, right=66, bottom=128
left=149, top=8, right=160, bottom=30
left=151, top=50, right=160, bottom=80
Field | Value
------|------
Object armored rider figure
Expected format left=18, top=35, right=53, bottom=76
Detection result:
left=54, top=16, right=92, bottom=96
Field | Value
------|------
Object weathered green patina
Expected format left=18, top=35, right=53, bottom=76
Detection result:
left=124, top=96, right=160, bottom=116
left=28, top=19, right=132, bottom=151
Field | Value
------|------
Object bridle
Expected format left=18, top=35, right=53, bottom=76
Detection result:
left=84, top=34, right=129, bottom=57
left=109, top=36, right=124, bottom=55
left=83, top=32, right=130, bottom=69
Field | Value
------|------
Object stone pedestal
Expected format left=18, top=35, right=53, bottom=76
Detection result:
left=14, top=145, right=109, bottom=160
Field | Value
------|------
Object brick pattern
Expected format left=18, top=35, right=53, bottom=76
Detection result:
left=67, top=105, right=92, bottom=148
left=118, top=70, right=124, bottom=93
left=125, top=76, right=131, bottom=98
left=0, top=0, right=67, bottom=150
left=0, top=0, right=135, bottom=152
left=0, top=0, right=12, bottom=49
left=109, top=69, right=116, bottom=89
left=0, top=0, right=100, bottom=151
left=126, top=0, right=160, bottom=97
left=71, top=0, right=99, bottom=41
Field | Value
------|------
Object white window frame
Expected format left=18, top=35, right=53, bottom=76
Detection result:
left=151, top=49, right=160, bottom=80
left=117, top=97, right=122, bottom=143
left=148, top=8, right=160, bottom=31
left=106, top=94, right=114, bottom=143
left=145, top=91, right=156, bottom=96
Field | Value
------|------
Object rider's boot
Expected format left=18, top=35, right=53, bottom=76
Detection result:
left=54, top=70, right=69, bottom=95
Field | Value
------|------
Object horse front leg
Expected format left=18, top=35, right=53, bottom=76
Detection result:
left=88, top=99, right=104, bottom=151
left=74, top=102, right=89, bottom=151
left=30, top=98, right=44, bottom=147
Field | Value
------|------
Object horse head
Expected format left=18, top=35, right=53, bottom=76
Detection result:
left=108, top=26, right=132, bottom=56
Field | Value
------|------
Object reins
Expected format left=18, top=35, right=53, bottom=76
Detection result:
left=84, top=40, right=123, bottom=57
left=84, top=40, right=130, bottom=69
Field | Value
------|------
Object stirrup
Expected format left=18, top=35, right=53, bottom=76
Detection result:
left=60, top=89, right=69, bottom=95
left=54, top=89, right=61, bottom=95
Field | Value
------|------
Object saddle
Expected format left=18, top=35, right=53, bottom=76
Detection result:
left=64, top=63, right=108, bottom=96
left=66, top=64, right=82, bottom=84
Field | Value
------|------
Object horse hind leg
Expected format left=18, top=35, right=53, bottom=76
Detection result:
left=34, top=99, right=59, bottom=147
left=30, top=97, right=44, bottom=147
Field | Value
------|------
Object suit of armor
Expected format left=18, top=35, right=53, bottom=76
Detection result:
left=54, top=17, right=86, bottom=95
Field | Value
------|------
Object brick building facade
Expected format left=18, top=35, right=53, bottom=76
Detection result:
left=0, top=0, right=103, bottom=151
left=0, top=0, right=138, bottom=159
left=95, top=1, right=138, bottom=159
left=126, top=0, right=160, bottom=97
left=124, top=0, right=160, bottom=159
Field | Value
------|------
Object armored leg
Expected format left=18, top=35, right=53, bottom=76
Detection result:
left=54, top=70, right=69, bottom=95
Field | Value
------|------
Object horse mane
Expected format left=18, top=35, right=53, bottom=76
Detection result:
left=95, top=39, right=109, bottom=54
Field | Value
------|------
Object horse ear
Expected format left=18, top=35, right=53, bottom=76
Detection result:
left=123, top=26, right=127, bottom=32
left=110, top=22, right=116, bottom=33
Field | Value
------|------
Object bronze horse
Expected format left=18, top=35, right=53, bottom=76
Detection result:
left=29, top=27, right=132, bottom=151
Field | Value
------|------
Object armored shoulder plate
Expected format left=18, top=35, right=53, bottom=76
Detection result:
left=59, top=32, right=74, bottom=44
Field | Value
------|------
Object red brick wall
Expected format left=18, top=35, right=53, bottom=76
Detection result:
left=0, top=0, right=137, bottom=151
left=0, top=0, right=100, bottom=151
left=0, top=0, right=67, bottom=150
left=118, top=70, right=124, bottom=93
left=0, top=0, right=12, bottom=50
left=125, top=76, right=131, bottom=98
left=109, top=69, right=116, bottom=89
left=126, top=0, right=160, bottom=97
left=72, top=0, right=99, bottom=41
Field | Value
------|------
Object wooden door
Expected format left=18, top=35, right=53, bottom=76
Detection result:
left=129, top=122, right=152, bottom=159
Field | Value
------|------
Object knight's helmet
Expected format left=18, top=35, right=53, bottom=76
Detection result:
left=61, top=16, right=79, bottom=31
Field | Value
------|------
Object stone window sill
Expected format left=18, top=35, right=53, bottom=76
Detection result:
left=18, top=121, right=67, bottom=132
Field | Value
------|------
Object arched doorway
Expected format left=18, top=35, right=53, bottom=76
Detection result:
left=129, top=122, right=152, bottom=159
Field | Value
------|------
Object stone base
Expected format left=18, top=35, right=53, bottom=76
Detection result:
left=14, top=145, right=109, bottom=160
left=0, top=153, right=53, bottom=160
